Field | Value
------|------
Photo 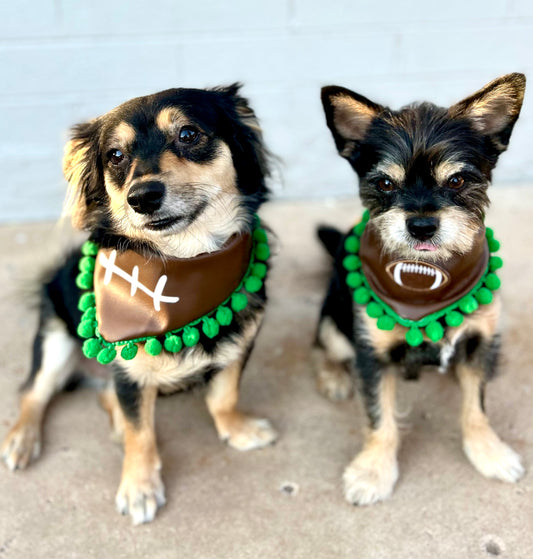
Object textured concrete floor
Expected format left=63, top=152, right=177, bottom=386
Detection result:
left=0, top=190, right=532, bottom=558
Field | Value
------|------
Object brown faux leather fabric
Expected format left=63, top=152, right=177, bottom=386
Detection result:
left=359, top=223, right=489, bottom=320
left=94, top=233, right=252, bottom=342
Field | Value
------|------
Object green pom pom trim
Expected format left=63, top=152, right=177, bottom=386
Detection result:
left=485, top=273, right=501, bottom=291
left=489, top=256, right=503, bottom=271
left=354, top=287, right=371, bottom=305
left=377, top=315, right=395, bottom=330
left=353, top=221, right=366, bottom=236
left=485, top=227, right=494, bottom=239
left=405, top=327, right=424, bottom=347
left=346, top=272, right=363, bottom=289
left=79, top=256, right=95, bottom=273
left=253, top=228, right=268, bottom=243
left=76, top=272, right=93, bottom=290
left=81, top=307, right=96, bottom=322
left=81, top=241, right=99, bottom=256
left=145, top=338, right=162, bottom=356
left=82, top=338, right=101, bottom=359
left=164, top=335, right=183, bottom=353
left=475, top=287, right=493, bottom=305
left=182, top=326, right=200, bottom=347
left=78, top=292, right=95, bottom=312
left=231, top=292, right=248, bottom=312
left=251, top=262, right=267, bottom=279
left=244, top=276, right=262, bottom=293
left=254, top=243, right=270, bottom=261
left=216, top=306, right=233, bottom=327
left=343, top=255, right=361, bottom=271
left=121, top=343, right=138, bottom=360
left=77, top=320, right=95, bottom=339
left=362, top=209, right=370, bottom=223
left=459, top=295, right=478, bottom=315
left=366, top=301, right=383, bottom=318
left=97, top=347, right=117, bottom=365
left=202, top=317, right=220, bottom=339
left=425, top=321, right=444, bottom=342
left=445, top=311, right=464, bottom=327
left=488, top=238, right=500, bottom=252
left=344, top=236, right=360, bottom=253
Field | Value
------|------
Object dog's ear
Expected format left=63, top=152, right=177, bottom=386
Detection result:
left=449, top=73, right=526, bottom=152
left=321, top=86, right=384, bottom=157
left=62, top=119, right=103, bottom=229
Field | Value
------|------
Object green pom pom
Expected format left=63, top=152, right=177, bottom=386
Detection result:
left=76, top=272, right=93, bottom=290
left=78, top=292, right=95, bottom=311
left=82, top=338, right=101, bottom=359
left=445, top=310, right=464, bottom=327
left=346, top=272, right=363, bottom=289
left=344, top=236, right=360, bottom=253
left=362, top=209, right=370, bottom=223
left=488, top=237, right=500, bottom=252
left=202, top=318, right=220, bottom=339
left=425, top=321, right=444, bottom=342
left=405, top=327, right=424, bottom=347
left=77, top=320, right=95, bottom=339
left=183, top=326, right=200, bottom=347
left=354, top=287, right=371, bottom=305
left=489, top=256, right=503, bottom=271
left=164, top=335, right=182, bottom=353
left=81, top=307, right=96, bottom=322
left=253, top=228, right=268, bottom=243
left=145, top=338, right=162, bottom=356
left=216, top=306, right=233, bottom=327
left=377, top=315, right=395, bottom=330
left=244, top=275, right=262, bottom=293
left=485, top=273, right=501, bottom=291
left=81, top=240, right=99, bottom=256
left=459, top=296, right=479, bottom=314
left=476, top=287, right=493, bottom=305
left=353, top=221, right=366, bottom=236
left=343, top=255, right=361, bottom=271
left=366, top=301, right=383, bottom=318
left=251, top=262, right=267, bottom=279
left=231, top=292, right=248, bottom=312
left=79, top=256, right=96, bottom=273
left=121, top=343, right=138, bottom=360
left=485, top=227, right=494, bottom=239
left=97, top=346, right=116, bottom=365
left=254, top=243, right=270, bottom=261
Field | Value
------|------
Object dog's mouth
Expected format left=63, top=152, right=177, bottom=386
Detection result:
left=145, top=216, right=182, bottom=231
left=413, top=242, right=438, bottom=252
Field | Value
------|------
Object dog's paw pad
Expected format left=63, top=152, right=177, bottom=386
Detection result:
left=464, top=432, right=525, bottom=483
left=115, top=474, right=166, bottom=525
left=223, top=416, right=278, bottom=451
left=1, top=424, right=41, bottom=471
left=316, top=368, right=353, bottom=401
left=343, top=458, right=398, bottom=506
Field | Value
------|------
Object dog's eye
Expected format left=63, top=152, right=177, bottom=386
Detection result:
left=109, top=149, right=126, bottom=166
left=178, top=127, right=200, bottom=144
left=377, top=178, right=396, bottom=192
left=447, top=175, right=465, bottom=189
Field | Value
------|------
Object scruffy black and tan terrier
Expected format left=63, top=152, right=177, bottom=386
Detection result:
left=2, top=84, right=277, bottom=524
left=314, top=74, right=526, bottom=505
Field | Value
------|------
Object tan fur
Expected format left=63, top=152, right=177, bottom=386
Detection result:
left=99, top=383, right=125, bottom=443
left=62, top=140, right=91, bottom=229
left=155, top=107, right=188, bottom=134
left=433, top=161, right=465, bottom=185
left=330, top=93, right=379, bottom=142
left=109, top=121, right=136, bottom=147
left=344, top=372, right=399, bottom=505
left=374, top=161, right=406, bottom=185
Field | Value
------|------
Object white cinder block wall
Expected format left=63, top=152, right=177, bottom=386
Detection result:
left=1, top=0, right=532, bottom=222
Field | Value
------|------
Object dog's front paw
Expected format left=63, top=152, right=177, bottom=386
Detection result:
left=115, top=469, right=166, bottom=525
left=316, top=366, right=353, bottom=401
left=464, top=429, right=525, bottom=483
left=218, top=414, right=278, bottom=451
left=1, top=423, right=41, bottom=471
left=343, top=452, right=399, bottom=506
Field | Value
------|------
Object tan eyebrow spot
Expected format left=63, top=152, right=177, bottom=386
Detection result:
left=110, top=121, right=136, bottom=147
left=434, top=161, right=464, bottom=184
left=374, top=161, right=406, bottom=184
left=156, top=107, right=187, bottom=134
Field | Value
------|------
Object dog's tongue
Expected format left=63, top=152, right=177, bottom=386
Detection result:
left=414, top=242, right=437, bottom=251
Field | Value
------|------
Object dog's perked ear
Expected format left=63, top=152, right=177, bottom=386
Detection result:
left=321, top=86, right=384, bottom=158
left=449, top=73, right=526, bottom=153
left=62, top=119, right=104, bottom=230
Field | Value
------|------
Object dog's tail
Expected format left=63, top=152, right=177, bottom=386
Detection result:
left=316, top=225, right=343, bottom=258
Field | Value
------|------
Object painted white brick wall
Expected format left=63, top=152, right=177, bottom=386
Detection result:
left=1, top=0, right=532, bottom=222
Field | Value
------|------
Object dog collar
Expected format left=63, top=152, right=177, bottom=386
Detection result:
left=343, top=211, right=503, bottom=347
left=75, top=218, right=270, bottom=364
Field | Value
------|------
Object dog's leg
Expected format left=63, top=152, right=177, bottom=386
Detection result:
left=344, top=366, right=399, bottom=505
left=98, top=379, right=125, bottom=444
left=114, top=374, right=165, bottom=525
left=2, top=317, right=78, bottom=471
left=205, top=356, right=278, bottom=451
left=457, top=363, right=524, bottom=482
left=314, top=316, right=354, bottom=401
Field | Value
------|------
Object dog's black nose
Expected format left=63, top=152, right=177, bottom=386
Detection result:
left=406, top=216, right=439, bottom=240
left=127, top=181, right=165, bottom=214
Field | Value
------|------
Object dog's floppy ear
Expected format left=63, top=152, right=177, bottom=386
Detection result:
left=449, top=73, right=526, bottom=152
left=62, top=119, right=103, bottom=230
left=321, top=86, right=384, bottom=158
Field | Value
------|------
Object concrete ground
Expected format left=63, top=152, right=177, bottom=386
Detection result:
left=0, top=190, right=532, bottom=559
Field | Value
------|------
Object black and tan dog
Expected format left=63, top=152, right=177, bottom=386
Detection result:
left=2, top=84, right=277, bottom=524
left=314, top=74, right=526, bottom=505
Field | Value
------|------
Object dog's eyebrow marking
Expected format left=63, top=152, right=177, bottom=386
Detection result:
left=373, top=161, right=406, bottom=184
left=156, top=107, right=188, bottom=134
left=109, top=121, right=136, bottom=147
left=434, top=161, right=465, bottom=184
